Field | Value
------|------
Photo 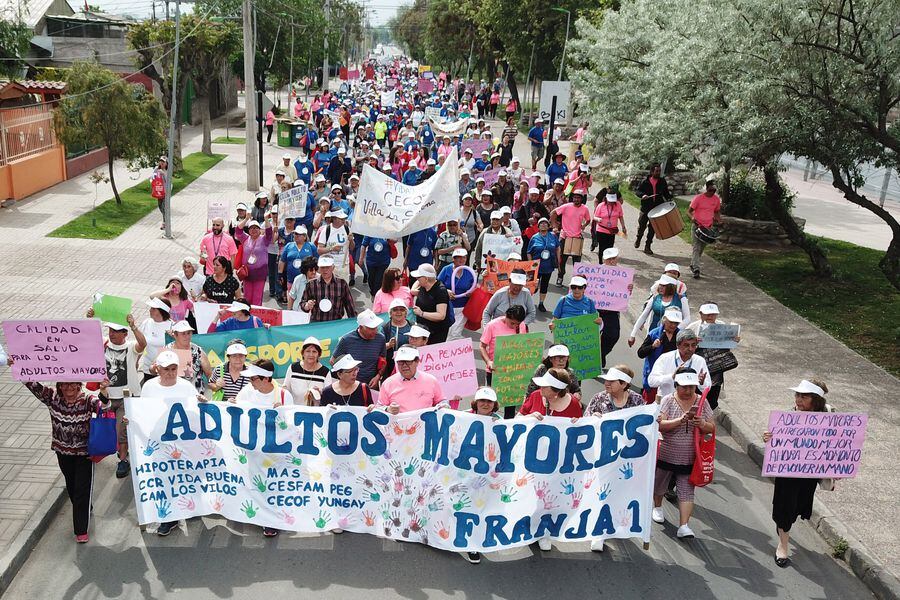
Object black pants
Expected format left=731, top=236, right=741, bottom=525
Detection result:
left=57, top=453, right=93, bottom=536
left=706, top=383, right=722, bottom=410
left=538, top=272, right=552, bottom=295
left=558, top=254, right=578, bottom=280
left=367, top=263, right=388, bottom=298
left=266, top=124, right=274, bottom=143
left=599, top=310, right=620, bottom=366
left=595, top=232, right=616, bottom=259
left=635, top=211, right=655, bottom=249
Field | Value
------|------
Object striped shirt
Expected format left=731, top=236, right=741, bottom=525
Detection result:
left=334, top=329, right=386, bottom=384
left=25, top=382, right=93, bottom=456
left=209, top=365, right=249, bottom=402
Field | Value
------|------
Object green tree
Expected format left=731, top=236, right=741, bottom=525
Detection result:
left=54, top=61, right=167, bottom=204
left=0, top=14, right=31, bottom=80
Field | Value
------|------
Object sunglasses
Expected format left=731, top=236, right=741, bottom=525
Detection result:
left=570, top=285, right=586, bottom=290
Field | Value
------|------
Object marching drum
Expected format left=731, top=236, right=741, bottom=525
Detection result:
left=694, top=225, right=721, bottom=245
left=647, top=201, right=684, bottom=240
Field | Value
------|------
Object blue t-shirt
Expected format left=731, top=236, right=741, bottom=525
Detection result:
left=527, top=232, right=560, bottom=274
left=546, top=162, right=568, bottom=186
left=421, top=126, right=434, bottom=146
left=293, top=159, right=315, bottom=186
left=528, top=126, right=544, bottom=148
left=438, top=263, right=475, bottom=308
left=361, top=236, right=391, bottom=267
left=552, top=294, right=598, bottom=319
left=402, top=169, right=422, bottom=186
left=280, top=241, right=318, bottom=284
left=215, top=315, right=264, bottom=332
left=407, top=228, right=437, bottom=271
left=472, top=159, right=489, bottom=172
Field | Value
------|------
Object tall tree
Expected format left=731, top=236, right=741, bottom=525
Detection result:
left=54, top=61, right=167, bottom=204
left=0, top=10, right=31, bottom=80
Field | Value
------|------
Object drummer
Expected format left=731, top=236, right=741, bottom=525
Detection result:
left=634, top=163, right=673, bottom=256
left=688, top=176, right=723, bottom=280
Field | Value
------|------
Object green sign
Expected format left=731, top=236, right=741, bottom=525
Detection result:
left=493, top=332, right=545, bottom=407
left=190, top=317, right=361, bottom=378
left=92, top=293, right=133, bottom=327
left=553, top=314, right=602, bottom=381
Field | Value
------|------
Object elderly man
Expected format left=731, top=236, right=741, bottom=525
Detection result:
left=377, top=345, right=443, bottom=414
left=334, top=309, right=386, bottom=388
left=200, top=217, right=238, bottom=275
left=438, top=249, right=476, bottom=341
left=481, top=271, right=536, bottom=328
left=551, top=191, right=591, bottom=287
left=279, top=153, right=298, bottom=182
left=647, top=328, right=711, bottom=400
left=458, top=169, right=476, bottom=198
left=300, top=256, right=356, bottom=322
left=472, top=210, right=514, bottom=269
left=411, top=263, right=452, bottom=344
left=491, top=170, right=515, bottom=208
left=434, top=219, right=470, bottom=271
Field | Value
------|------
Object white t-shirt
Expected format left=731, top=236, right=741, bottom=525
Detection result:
left=139, top=319, right=173, bottom=373
left=314, top=223, right=350, bottom=269
left=235, top=384, right=294, bottom=407
left=140, top=378, right=197, bottom=399
left=178, top=270, right=206, bottom=300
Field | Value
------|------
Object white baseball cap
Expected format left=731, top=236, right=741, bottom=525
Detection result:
left=602, top=247, right=620, bottom=261
left=511, top=156, right=520, bottom=164
left=663, top=308, right=683, bottom=323
left=498, top=170, right=508, bottom=176
left=531, top=371, right=567, bottom=390
left=329, top=209, right=348, bottom=219
left=509, top=273, right=527, bottom=286
left=357, top=309, right=383, bottom=329
left=474, top=387, right=497, bottom=402
left=410, top=264, right=437, bottom=278
left=227, top=301, right=251, bottom=313
left=331, top=184, right=343, bottom=191
left=225, top=343, right=248, bottom=356
left=529, top=187, right=540, bottom=194
left=171, top=320, right=193, bottom=333
left=255, top=191, right=269, bottom=199
left=507, top=252, right=522, bottom=260
left=534, top=117, right=544, bottom=123
left=282, top=153, right=291, bottom=160
left=155, top=350, right=180, bottom=368
left=452, top=248, right=468, bottom=258
left=427, top=158, right=437, bottom=165
left=338, top=147, right=347, bottom=154
left=605, top=193, right=618, bottom=202
left=547, top=345, right=570, bottom=357
left=657, top=274, right=680, bottom=287
left=499, top=206, right=512, bottom=214
left=408, top=325, right=431, bottom=338
left=490, top=210, right=503, bottom=220
left=553, top=178, right=564, bottom=186
left=293, top=225, right=309, bottom=236
left=790, top=380, right=826, bottom=396
left=235, top=202, right=249, bottom=211
left=145, top=298, right=170, bottom=312
left=317, top=256, right=335, bottom=267
left=332, top=354, right=362, bottom=372
left=601, top=368, right=633, bottom=384
left=389, top=298, right=409, bottom=311
left=699, top=303, right=720, bottom=315
left=275, top=169, right=286, bottom=177
left=664, top=263, right=681, bottom=273
left=241, top=363, right=274, bottom=378
left=674, top=371, right=700, bottom=387
left=247, top=220, right=262, bottom=229
left=105, top=322, right=128, bottom=332
left=394, top=345, right=420, bottom=362
left=302, top=336, right=322, bottom=349
left=482, top=189, right=493, bottom=196
left=570, top=276, right=588, bottom=287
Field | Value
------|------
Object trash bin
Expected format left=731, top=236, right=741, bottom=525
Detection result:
left=291, top=123, right=305, bottom=147
left=276, top=119, right=292, bottom=147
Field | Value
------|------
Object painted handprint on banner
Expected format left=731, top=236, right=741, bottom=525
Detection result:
left=143, top=440, right=160, bottom=456
left=176, top=496, right=195, bottom=511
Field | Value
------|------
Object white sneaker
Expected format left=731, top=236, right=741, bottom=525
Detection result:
left=590, top=539, right=604, bottom=552
left=651, top=507, right=665, bottom=524
left=538, top=538, right=552, bottom=551
left=332, top=528, right=344, bottom=534
left=676, top=524, right=695, bottom=539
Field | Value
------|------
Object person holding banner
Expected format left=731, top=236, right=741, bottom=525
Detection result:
left=550, top=276, right=603, bottom=328
left=165, top=320, right=212, bottom=392
left=438, top=249, right=476, bottom=341
left=208, top=343, right=250, bottom=402
left=10, top=360, right=107, bottom=542
left=282, top=337, right=332, bottom=406
left=321, top=355, right=372, bottom=407
left=411, top=264, right=452, bottom=343
left=138, top=298, right=173, bottom=383
left=377, top=345, right=443, bottom=414
left=653, top=370, right=716, bottom=539
left=199, top=218, right=238, bottom=276
left=301, top=256, right=357, bottom=322
left=647, top=330, right=711, bottom=401
left=763, top=379, right=830, bottom=568
left=214, top=302, right=265, bottom=332
left=382, top=299, right=413, bottom=374
left=525, top=345, right=582, bottom=399
left=598, top=247, right=633, bottom=364
left=480, top=305, right=528, bottom=385
left=527, top=218, right=561, bottom=312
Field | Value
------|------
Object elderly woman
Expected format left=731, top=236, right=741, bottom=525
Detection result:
left=763, top=379, right=830, bottom=568
left=178, top=257, right=205, bottom=301
left=319, top=354, right=372, bottom=407
left=525, top=344, right=581, bottom=400
left=653, top=370, right=715, bottom=539
left=208, top=342, right=250, bottom=402
left=139, top=297, right=173, bottom=383
left=235, top=213, right=275, bottom=306
left=687, top=302, right=740, bottom=410
left=586, top=366, right=643, bottom=415
left=10, top=359, right=107, bottom=542
left=480, top=305, right=527, bottom=386
left=283, top=337, right=333, bottom=406
left=164, top=320, right=212, bottom=392
left=215, top=301, right=265, bottom=332
left=411, top=264, right=451, bottom=343
left=527, top=217, right=560, bottom=312
left=201, top=256, right=242, bottom=305
left=279, top=226, right=319, bottom=295
left=151, top=277, right=195, bottom=325
left=628, top=275, right=690, bottom=345
left=372, top=267, right=414, bottom=313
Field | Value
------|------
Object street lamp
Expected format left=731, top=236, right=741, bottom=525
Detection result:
left=551, top=6, right=571, bottom=81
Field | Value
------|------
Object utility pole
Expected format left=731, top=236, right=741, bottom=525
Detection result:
left=151, top=0, right=156, bottom=22
left=288, top=19, right=295, bottom=116
left=465, top=39, right=474, bottom=82
left=520, top=42, right=534, bottom=127
left=257, top=90, right=264, bottom=185
left=242, top=0, right=259, bottom=190
left=163, top=0, right=181, bottom=239
left=322, top=0, right=330, bottom=91
left=165, top=0, right=170, bottom=21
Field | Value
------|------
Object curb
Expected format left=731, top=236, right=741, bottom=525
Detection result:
left=716, top=407, right=900, bottom=600
left=0, top=479, right=66, bottom=597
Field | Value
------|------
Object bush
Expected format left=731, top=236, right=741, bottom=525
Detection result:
left=723, top=168, right=794, bottom=221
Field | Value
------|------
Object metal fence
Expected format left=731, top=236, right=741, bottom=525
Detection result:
left=0, top=105, right=58, bottom=166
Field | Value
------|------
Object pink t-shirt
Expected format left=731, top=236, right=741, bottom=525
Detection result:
left=372, top=287, right=413, bottom=314
left=200, top=232, right=238, bottom=275
left=377, top=371, right=443, bottom=412
left=690, top=193, right=721, bottom=228
left=265, top=111, right=275, bottom=126
left=593, top=201, right=624, bottom=234
left=480, top=317, right=527, bottom=371
left=553, top=203, right=591, bottom=239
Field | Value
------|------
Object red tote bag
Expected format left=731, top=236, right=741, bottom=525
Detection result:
left=689, top=389, right=716, bottom=487
left=462, top=285, right=492, bottom=331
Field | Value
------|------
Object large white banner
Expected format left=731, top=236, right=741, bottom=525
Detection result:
left=351, top=149, right=461, bottom=238
left=429, top=117, right=470, bottom=137
left=126, top=400, right=659, bottom=552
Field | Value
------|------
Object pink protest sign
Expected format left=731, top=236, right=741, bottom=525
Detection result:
left=348, top=69, right=360, bottom=80
left=460, top=138, right=492, bottom=157
left=479, top=168, right=501, bottom=188
left=574, top=262, right=634, bottom=312
left=418, top=339, right=478, bottom=399
left=2, top=319, right=106, bottom=382
left=417, top=78, right=434, bottom=94
left=762, top=410, right=868, bottom=478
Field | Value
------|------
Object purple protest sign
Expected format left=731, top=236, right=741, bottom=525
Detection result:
left=2, top=319, right=107, bottom=382
left=478, top=168, right=501, bottom=188
left=418, top=339, right=478, bottom=400
left=574, top=262, right=634, bottom=312
left=762, top=410, right=868, bottom=478
left=417, top=78, right=434, bottom=94
left=460, top=138, right=492, bottom=157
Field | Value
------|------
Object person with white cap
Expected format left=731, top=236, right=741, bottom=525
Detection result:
left=270, top=170, right=289, bottom=205
left=648, top=263, right=688, bottom=297
left=597, top=247, right=634, bottom=364
left=327, top=145, right=352, bottom=186
left=458, top=169, right=476, bottom=199
left=149, top=276, right=195, bottom=324
left=377, top=345, right=443, bottom=414
left=438, top=248, right=476, bottom=340
left=404, top=226, right=438, bottom=274
left=517, top=187, right=551, bottom=235
left=550, top=276, right=603, bottom=331
left=652, top=368, right=715, bottom=539
left=200, top=217, right=239, bottom=276
left=234, top=359, right=293, bottom=408
left=527, top=117, right=545, bottom=170
left=381, top=298, right=413, bottom=371
left=419, top=158, right=438, bottom=181
left=313, top=208, right=353, bottom=282
left=491, top=170, right=515, bottom=208
left=139, top=349, right=206, bottom=536
left=214, top=301, right=265, bottom=332
left=763, top=379, right=831, bottom=568
left=472, top=209, right=513, bottom=270
left=498, top=205, right=521, bottom=237
left=333, top=310, right=387, bottom=388
left=525, top=216, right=561, bottom=314
left=686, top=302, right=740, bottom=410
left=592, top=186, right=627, bottom=258
left=406, top=324, right=432, bottom=348
left=628, top=274, right=689, bottom=344
left=234, top=210, right=275, bottom=306
left=411, top=263, right=453, bottom=343
left=283, top=337, right=333, bottom=406
left=300, top=255, right=356, bottom=322
left=434, top=219, right=470, bottom=271
left=165, top=320, right=212, bottom=392
left=524, top=344, right=583, bottom=400
left=279, top=225, right=319, bottom=295
left=293, top=152, right=315, bottom=187
left=480, top=305, right=528, bottom=386
left=647, top=329, right=711, bottom=400
left=459, top=147, right=476, bottom=172
left=481, top=269, right=536, bottom=328
left=688, top=176, right=723, bottom=279
left=208, top=343, right=250, bottom=402
left=544, top=178, right=567, bottom=212
left=636, top=307, right=683, bottom=403
left=83, top=307, right=146, bottom=478
left=586, top=365, right=643, bottom=416
left=320, top=354, right=372, bottom=408
left=551, top=191, right=592, bottom=287
left=473, top=149, right=491, bottom=173
left=279, top=153, right=298, bottom=183
left=138, top=298, right=173, bottom=382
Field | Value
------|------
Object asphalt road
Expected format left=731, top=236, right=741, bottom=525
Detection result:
left=2, top=277, right=872, bottom=600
